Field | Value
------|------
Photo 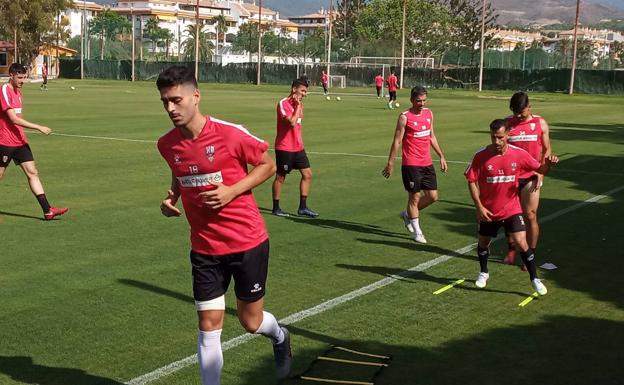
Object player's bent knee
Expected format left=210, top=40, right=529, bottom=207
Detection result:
left=195, top=295, right=226, bottom=311
left=239, top=314, right=263, bottom=333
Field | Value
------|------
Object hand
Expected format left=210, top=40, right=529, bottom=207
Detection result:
left=161, top=189, right=181, bottom=217
left=40, top=126, right=52, bottom=135
left=198, top=183, right=236, bottom=209
left=477, top=205, right=493, bottom=222
left=382, top=163, right=394, bottom=179
left=439, top=157, right=448, bottom=173
left=545, top=155, right=559, bottom=166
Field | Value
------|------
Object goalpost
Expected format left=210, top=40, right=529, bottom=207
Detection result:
left=350, top=56, right=435, bottom=69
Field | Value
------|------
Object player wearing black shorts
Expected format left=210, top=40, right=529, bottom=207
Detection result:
left=272, top=78, right=319, bottom=218
left=0, top=63, right=68, bottom=220
left=383, top=86, right=448, bottom=244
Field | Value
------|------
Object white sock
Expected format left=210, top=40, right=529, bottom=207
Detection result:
left=254, top=311, right=284, bottom=344
left=410, top=217, right=422, bottom=234
left=198, top=329, right=223, bottom=385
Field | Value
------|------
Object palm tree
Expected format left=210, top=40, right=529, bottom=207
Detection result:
left=214, top=14, right=227, bottom=55
left=182, top=24, right=214, bottom=62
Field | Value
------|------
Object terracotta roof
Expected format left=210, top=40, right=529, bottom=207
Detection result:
left=241, top=2, right=277, bottom=15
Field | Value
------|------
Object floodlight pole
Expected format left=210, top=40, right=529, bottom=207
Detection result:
left=131, top=7, right=135, bottom=81
left=399, top=0, right=406, bottom=89
left=14, top=26, right=18, bottom=63
left=327, top=0, right=333, bottom=77
left=81, top=0, right=86, bottom=79
left=569, top=0, right=580, bottom=95
left=195, top=0, right=200, bottom=81
left=478, top=0, right=487, bottom=92
left=257, top=0, right=262, bottom=85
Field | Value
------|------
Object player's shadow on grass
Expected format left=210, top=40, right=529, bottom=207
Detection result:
left=259, top=207, right=407, bottom=239
left=118, top=279, right=238, bottom=316
left=549, top=122, right=624, bottom=145
left=233, top=316, right=624, bottom=385
left=335, top=263, right=528, bottom=297
left=0, top=356, right=123, bottom=385
left=0, top=210, right=43, bottom=221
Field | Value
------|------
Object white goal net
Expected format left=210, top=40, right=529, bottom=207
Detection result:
left=349, top=56, right=435, bottom=69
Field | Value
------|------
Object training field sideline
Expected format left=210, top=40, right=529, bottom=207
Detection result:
left=0, top=80, right=623, bottom=385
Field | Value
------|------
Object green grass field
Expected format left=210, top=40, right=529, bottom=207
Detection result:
left=1, top=79, right=623, bottom=385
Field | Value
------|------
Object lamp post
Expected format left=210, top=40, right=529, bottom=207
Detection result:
left=131, top=7, right=135, bottom=81
left=569, top=0, right=580, bottom=95
left=256, top=0, right=262, bottom=85
left=399, top=0, right=406, bottom=89
left=195, top=0, right=200, bottom=81
left=478, top=0, right=487, bottom=91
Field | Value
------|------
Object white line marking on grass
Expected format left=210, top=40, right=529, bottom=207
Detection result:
left=124, top=185, right=624, bottom=385
left=47, top=132, right=624, bottom=176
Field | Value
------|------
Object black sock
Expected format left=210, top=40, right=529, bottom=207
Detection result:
left=477, top=246, right=489, bottom=273
left=272, top=199, right=280, bottom=211
left=299, top=195, right=307, bottom=210
left=520, top=248, right=538, bottom=280
left=36, top=194, right=51, bottom=213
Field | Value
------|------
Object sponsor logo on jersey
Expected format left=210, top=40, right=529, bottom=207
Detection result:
left=250, top=283, right=263, bottom=293
left=177, top=171, right=223, bottom=187
left=413, top=129, right=431, bottom=138
left=509, top=132, right=538, bottom=142
left=205, top=145, right=215, bottom=162
left=486, top=175, right=516, bottom=184
left=487, top=164, right=494, bottom=171
left=174, top=154, right=181, bottom=164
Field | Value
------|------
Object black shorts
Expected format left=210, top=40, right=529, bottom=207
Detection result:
left=519, top=174, right=538, bottom=191
left=401, top=165, right=437, bottom=192
left=478, top=214, right=526, bottom=238
left=275, top=150, right=310, bottom=175
left=190, top=239, right=269, bottom=303
left=389, top=91, right=397, bottom=101
left=0, top=144, right=34, bottom=167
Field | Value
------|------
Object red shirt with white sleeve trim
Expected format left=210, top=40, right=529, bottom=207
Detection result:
left=0, top=83, right=28, bottom=146
left=401, top=108, right=434, bottom=167
left=464, top=145, right=541, bottom=221
left=387, top=74, right=398, bottom=92
left=275, top=97, right=304, bottom=152
left=157, top=116, right=269, bottom=256
left=506, top=115, right=544, bottom=179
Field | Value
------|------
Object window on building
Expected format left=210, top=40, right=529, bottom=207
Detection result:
left=0, top=52, right=7, bottom=67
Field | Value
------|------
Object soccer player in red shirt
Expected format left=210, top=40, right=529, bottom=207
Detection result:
left=386, top=70, right=398, bottom=109
left=464, top=119, right=558, bottom=295
left=156, top=66, right=292, bottom=384
left=503, top=92, right=552, bottom=267
left=321, top=70, right=329, bottom=95
left=382, top=86, right=448, bottom=244
left=0, top=63, right=68, bottom=220
left=271, top=77, right=318, bottom=218
left=374, top=73, right=384, bottom=98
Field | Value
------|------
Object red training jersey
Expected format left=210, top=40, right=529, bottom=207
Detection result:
left=506, top=115, right=545, bottom=179
left=401, top=108, right=434, bottom=167
left=387, top=75, right=398, bottom=92
left=42, top=65, right=48, bottom=77
left=375, top=75, right=384, bottom=87
left=0, top=83, right=27, bottom=146
left=321, top=73, right=329, bottom=85
left=157, top=116, right=269, bottom=256
left=275, top=97, right=304, bottom=152
left=464, top=145, right=541, bottom=221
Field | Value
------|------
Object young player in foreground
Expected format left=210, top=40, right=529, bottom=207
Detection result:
left=0, top=63, right=68, bottom=220
left=272, top=78, right=319, bottom=218
left=382, top=86, right=448, bottom=243
left=156, top=66, right=292, bottom=384
left=464, top=119, right=558, bottom=295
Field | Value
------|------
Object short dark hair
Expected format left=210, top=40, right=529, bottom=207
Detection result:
left=410, top=86, right=427, bottom=99
left=9, top=63, right=27, bottom=75
left=490, top=119, right=508, bottom=132
left=509, top=91, right=529, bottom=114
left=291, top=77, right=309, bottom=88
left=156, top=66, right=197, bottom=90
